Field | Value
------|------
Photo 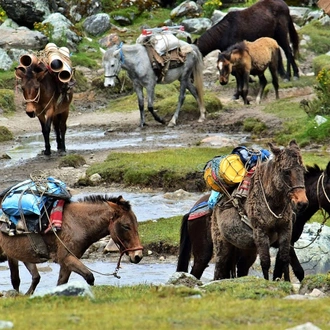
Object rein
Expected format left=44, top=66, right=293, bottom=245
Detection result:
left=36, top=91, right=56, bottom=117
left=49, top=202, right=143, bottom=279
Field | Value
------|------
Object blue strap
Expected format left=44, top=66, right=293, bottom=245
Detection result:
left=117, top=42, right=125, bottom=64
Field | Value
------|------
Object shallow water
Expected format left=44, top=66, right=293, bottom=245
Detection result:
left=0, top=259, right=216, bottom=294
left=0, top=126, right=249, bottom=293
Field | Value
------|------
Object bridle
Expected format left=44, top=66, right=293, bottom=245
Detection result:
left=22, top=86, right=41, bottom=103
left=108, top=215, right=143, bottom=278
left=258, top=165, right=305, bottom=219
left=104, top=42, right=124, bottom=84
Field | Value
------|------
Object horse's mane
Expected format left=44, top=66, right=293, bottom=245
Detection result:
left=305, top=164, right=322, bottom=178
left=78, top=194, right=131, bottom=211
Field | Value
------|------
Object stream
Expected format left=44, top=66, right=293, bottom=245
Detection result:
left=0, top=125, right=251, bottom=294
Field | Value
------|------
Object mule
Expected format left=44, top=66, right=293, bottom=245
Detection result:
left=177, top=162, right=330, bottom=281
left=217, top=37, right=282, bottom=105
left=195, top=0, right=299, bottom=81
left=102, top=42, right=206, bottom=127
left=15, top=63, right=73, bottom=156
left=0, top=195, right=143, bottom=295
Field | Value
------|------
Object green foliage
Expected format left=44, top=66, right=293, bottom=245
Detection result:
left=243, top=117, right=267, bottom=135
left=0, top=6, right=6, bottom=23
left=0, top=70, right=16, bottom=89
left=299, top=21, right=330, bottom=55
left=59, top=154, right=86, bottom=168
left=313, top=68, right=330, bottom=114
left=33, top=22, right=54, bottom=39
left=139, top=216, right=181, bottom=245
left=313, top=54, right=330, bottom=76
left=0, top=89, right=15, bottom=113
left=0, top=126, right=13, bottom=142
left=202, top=0, right=222, bottom=18
left=1, top=283, right=330, bottom=329
left=85, top=147, right=232, bottom=190
left=204, top=276, right=293, bottom=299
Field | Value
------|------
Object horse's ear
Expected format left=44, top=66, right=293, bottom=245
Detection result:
left=326, top=161, right=330, bottom=176
left=268, top=142, right=281, bottom=156
left=113, top=49, right=120, bottom=57
left=289, top=139, right=298, bottom=148
left=15, top=66, right=26, bottom=79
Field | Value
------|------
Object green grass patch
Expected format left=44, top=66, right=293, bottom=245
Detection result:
left=85, top=146, right=233, bottom=190
left=139, top=216, right=181, bottom=246
left=299, top=20, right=330, bottom=55
left=0, top=125, right=13, bottom=142
left=59, top=154, right=86, bottom=168
left=1, top=282, right=330, bottom=329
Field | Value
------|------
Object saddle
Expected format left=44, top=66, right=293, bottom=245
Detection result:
left=144, top=44, right=187, bottom=83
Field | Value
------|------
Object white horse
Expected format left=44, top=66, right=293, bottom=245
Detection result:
left=102, top=41, right=206, bottom=127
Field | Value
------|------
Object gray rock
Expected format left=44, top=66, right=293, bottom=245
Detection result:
left=83, top=13, right=111, bottom=36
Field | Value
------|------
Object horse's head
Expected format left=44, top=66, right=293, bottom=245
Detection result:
left=108, top=196, right=143, bottom=264
left=103, top=45, right=122, bottom=88
left=217, top=52, right=232, bottom=85
left=269, top=140, right=308, bottom=213
left=15, top=65, right=49, bottom=117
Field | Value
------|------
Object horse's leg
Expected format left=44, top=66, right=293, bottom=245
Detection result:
left=141, top=84, right=165, bottom=126
left=276, top=36, right=299, bottom=81
left=23, top=262, right=41, bottom=295
left=256, top=74, right=267, bottom=105
left=7, top=257, right=20, bottom=292
left=253, top=227, right=271, bottom=280
left=190, top=215, right=213, bottom=279
left=53, top=111, right=68, bottom=153
left=176, top=213, right=192, bottom=274
left=134, top=85, right=147, bottom=128
left=241, top=72, right=250, bottom=105
left=273, top=230, right=291, bottom=282
left=39, top=116, right=52, bottom=156
left=211, top=211, right=233, bottom=280
left=186, top=78, right=206, bottom=123
left=289, top=246, right=304, bottom=282
left=168, top=77, right=189, bottom=127
left=236, top=249, right=257, bottom=277
left=269, top=63, right=280, bottom=100
left=57, top=255, right=95, bottom=286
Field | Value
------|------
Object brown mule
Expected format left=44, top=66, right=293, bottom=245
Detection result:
left=0, top=195, right=143, bottom=295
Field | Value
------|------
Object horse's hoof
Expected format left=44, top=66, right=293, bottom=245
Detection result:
left=43, top=150, right=51, bottom=156
left=167, top=121, right=176, bottom=127
left=293, top=76, right=299, bottom=81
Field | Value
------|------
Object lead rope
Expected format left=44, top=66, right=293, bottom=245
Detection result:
left=45, top=205, right=143, bottom=279
left=294, top=172, right=330, bottom=250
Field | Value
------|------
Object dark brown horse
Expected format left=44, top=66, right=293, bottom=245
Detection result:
left=195, top=0, right=299, bottom=81
left=0, top=195, right=143, bottom=295
left=178, top=141, right=309, bottom=282
left=217, top=37, right=282, bottom=105
left=177, top=162, right=330, bottom=281
left=15, top=62, right=73, bottom=155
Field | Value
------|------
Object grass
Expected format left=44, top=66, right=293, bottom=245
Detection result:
left=1, top=281, right=330, bottom=329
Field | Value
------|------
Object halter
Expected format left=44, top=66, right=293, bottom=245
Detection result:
left=104, top=42, right=124, bottom=83
left=258, top=165, right=305, bottom=219
left=108, top=212, right=143, bottom=278
left=23, top=87, right=41, bottom=103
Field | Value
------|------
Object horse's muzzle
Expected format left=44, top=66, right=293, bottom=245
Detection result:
left=219, top=78, right=228, bottom=85
left=290, top=188, right=308, bottom=213
left=26, top=111, right=36, bottom=118
left=128, top=249, right=143, bottom=264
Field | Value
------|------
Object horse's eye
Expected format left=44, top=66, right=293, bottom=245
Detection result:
left=122, top=224, right=130, bottom=231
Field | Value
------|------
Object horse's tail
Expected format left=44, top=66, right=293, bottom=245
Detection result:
left=276, top=47, right=286, bottom=78
left=176, top=212, right=192, bottom=273
left=288, top=15, right=299, bottom=59
left=192, top=46, right=206, bottom=121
